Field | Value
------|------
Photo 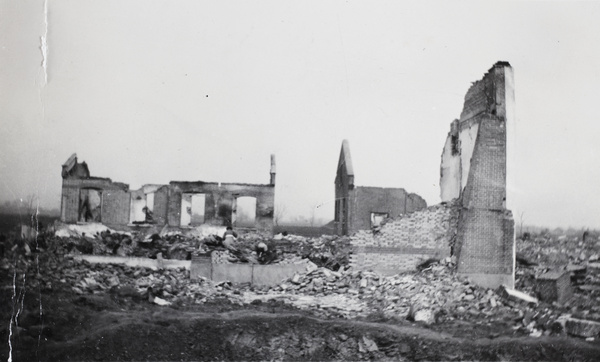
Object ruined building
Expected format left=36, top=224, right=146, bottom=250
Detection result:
left=60, top=154, right=276, bottom=232
left=440, top=61, right=515, bottom=288
left=334, top=140, right=427, bottom=235
left=349, top=62, right=515, bottom=289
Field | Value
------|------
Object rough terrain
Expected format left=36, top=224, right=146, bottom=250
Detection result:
left=1, top=221, right=600, bottom=361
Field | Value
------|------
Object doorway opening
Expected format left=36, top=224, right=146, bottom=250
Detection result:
left=234, top=196, right=257, bottom=227
left=79, top=188, right=102, bottom=222
left=181, top=193, right=206, bottom=226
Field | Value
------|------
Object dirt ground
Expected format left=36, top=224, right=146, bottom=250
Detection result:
left=2, top=273, right=600, bottom=362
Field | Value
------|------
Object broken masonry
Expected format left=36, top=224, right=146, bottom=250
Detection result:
left=441, top=62, right=516, bottom=289
left=347, top=62, right=516, bottom=289
left=334, top=139, right=427, bottom=236
left=59, top=62, right=516, bottom=290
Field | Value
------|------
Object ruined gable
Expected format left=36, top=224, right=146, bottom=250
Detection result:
left=334, top=140, right=427, bottom=236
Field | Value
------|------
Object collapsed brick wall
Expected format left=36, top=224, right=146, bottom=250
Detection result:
left=349, top=202, right=459, bottom=275
left=348, top=187, right=427, bottom=234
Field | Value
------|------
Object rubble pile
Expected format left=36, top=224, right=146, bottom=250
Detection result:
left=1, top=248, right=589, bottom=338
left=50, top=223, right=351, bottom=269
left=4, top=224, right=600, bottom=340
left=517, top=231, right=600, bottom=299
left=260, top=259, right=545, bottom=328
left=3, top=251, right=233, bottom=307
left=225, top=233, right=351, bottom=269
left=518, top=231, right=599, bottom=266
left=513, top=231, right=600, bottom=338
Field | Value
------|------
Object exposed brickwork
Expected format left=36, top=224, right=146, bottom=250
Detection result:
left=461, top=115, right=506, bottom=211
left=347, top=187, right=427, bottom=234
left=349, top=202, right=459, bottom=274
left=455, top=209, right=514, bottom=275
left=441, top=62, right=516, bottom=289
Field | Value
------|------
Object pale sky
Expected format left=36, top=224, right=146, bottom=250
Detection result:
left=1, top=0, right=599, bottom=228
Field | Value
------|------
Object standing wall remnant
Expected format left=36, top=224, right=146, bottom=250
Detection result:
left=440, top=62, right=516, bottom=288
left=60, top=153, right=275, bottom=232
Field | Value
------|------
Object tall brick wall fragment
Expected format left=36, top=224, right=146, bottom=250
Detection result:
left=442, top=62, right=516, bottom=289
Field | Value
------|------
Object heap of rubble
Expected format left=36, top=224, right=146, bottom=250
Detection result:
left=2, top=247, right=573, bottom=338
left=48, top=222, right=352, bottom=270
left=4, top=226, right=600, bottom=340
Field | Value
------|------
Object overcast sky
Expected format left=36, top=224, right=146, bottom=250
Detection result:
left=1, top=0, right=599, bottom=228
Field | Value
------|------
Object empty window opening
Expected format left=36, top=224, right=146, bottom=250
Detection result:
left=235, top=196, right=257, bottom=227
left=370, top=212, right=388, bottom=228
left=79, top=189, right=102, bottom=222
left=130, top=192, right=155, bottom=224
left=146, top=193, right=155, bottom=212
left=181, top=193, right=206, bottom=226
left=190, top=194, right=206, bottom=225
left=130, top=195, right=146, bottom=223
left=180, top=194, right=192, bottom=226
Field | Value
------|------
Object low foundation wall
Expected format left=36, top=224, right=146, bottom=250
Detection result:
left=71, top=254, right=313, bottom=286
left=72, top=255, right=191, bottom=270
left=191, top=256, right=313, bottom=286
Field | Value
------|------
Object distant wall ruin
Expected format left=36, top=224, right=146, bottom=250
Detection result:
left=334, top=140, right=427, bottom=236
left=60, top=154, right=275, bottom=232
left=440, top=62, right=515, bottom=288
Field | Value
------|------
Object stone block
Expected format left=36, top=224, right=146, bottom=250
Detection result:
left=253, top=263, right=308, bottom=286
left=535, top=270, right=572, bottom=304
left=565, top=318, right=600, bottom=338
left=212, top=264, right=253, bottom=284
left=190, top=255, right=212, bottom=280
